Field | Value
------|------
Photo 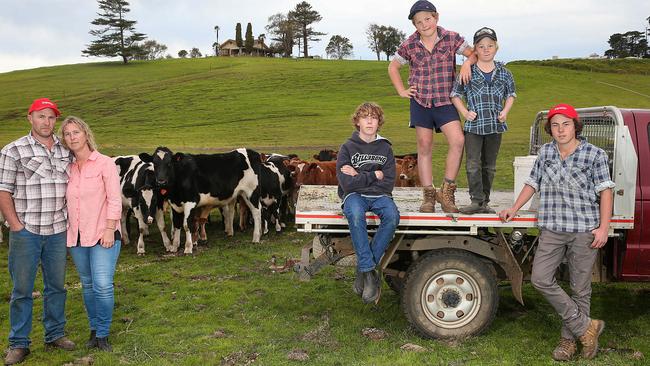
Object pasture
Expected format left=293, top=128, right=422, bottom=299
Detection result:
left=1, top=58, right=650, bottom=365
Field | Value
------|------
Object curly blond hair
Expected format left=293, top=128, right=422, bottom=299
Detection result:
left=351, top=102, right=385, bottom=131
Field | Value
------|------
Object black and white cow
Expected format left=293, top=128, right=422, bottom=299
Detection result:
left=264, top=155, right=294, bottom=224
left=148, top=147, right=262, bottom=254
left=114, top=155, right=171, bottom=255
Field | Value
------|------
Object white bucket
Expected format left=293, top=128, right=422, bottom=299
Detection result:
left=513, top=155, right=539, bottom=211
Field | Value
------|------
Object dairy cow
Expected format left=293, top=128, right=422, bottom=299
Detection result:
left=149, top=147, right=262, bottom=254
left=113, top=155, right=171, bottom=255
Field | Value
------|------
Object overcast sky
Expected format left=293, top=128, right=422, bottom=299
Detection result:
left=1, top=0, right=648, bottom=73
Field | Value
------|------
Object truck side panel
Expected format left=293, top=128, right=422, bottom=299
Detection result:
left=619, top=110, right=650, bottom=279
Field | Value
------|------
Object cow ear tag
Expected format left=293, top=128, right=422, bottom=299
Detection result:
left=160, top=189, right=168, bottom=195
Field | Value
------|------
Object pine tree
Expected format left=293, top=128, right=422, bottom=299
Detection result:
left=245, top=23, right=254, bottom=55
left=289, top=1, right=325, bottom=58
left=82, top=0, right=146, bottom=64
left=236, top=23, right=243, bottom=51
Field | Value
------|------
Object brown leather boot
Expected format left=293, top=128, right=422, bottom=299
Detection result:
left=552, top=338, right=577, bottom=361
left=4, top=348, right=30, bottom=365
left=436, top=181, right=459, bottom=213
left=579, top=319, right=605, bottom=360
left=45, top=336, right=76, bottom=351
left=419, top=186, right=436, bottom=213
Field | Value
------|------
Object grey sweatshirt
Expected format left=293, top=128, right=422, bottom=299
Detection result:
left=336, top=131, right=396, bottom=202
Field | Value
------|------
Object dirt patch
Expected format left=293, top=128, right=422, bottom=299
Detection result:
left=361, top=327, right=388, bottom=341
left=287, top=349, right=309, bottom=361
left=221, top=351, right=259, bottom=366
left=301, top=314, right=338, bottom=348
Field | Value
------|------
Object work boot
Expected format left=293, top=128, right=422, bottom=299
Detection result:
left=459, top=201, right=482, bottom=214
left=361, top=269, right=381, bottom=304
left=352, top=270, right=364, bottom=296
left=552, top=338, right=577, bottom=361
left=4, top=348, right=30, bottom=365
left=419, top=186, right=436, bottom=213
left=579, top=319, right=605, bottom=360
left=480, top=202, right=496, bottom=214
left=45, top=336, right=76, bottom=351
left=86, top=330, right=98, bottom=348
left=436, top=181, right=459, bottom=213
left=96, top=337, right=113, bottom=352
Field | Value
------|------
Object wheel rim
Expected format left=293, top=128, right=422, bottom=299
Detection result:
left=420, top=269, right=482, bottom=329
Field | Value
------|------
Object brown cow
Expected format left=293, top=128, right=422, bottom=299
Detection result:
left=395, top=155, right=421, bottom=187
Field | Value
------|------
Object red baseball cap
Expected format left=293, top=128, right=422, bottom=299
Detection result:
left=28, top=98, right=61, bottom=117
left=547, top=103, right=578, bottom=120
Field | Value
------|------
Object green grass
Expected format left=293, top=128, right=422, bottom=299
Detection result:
left=1, top=57, right=650, bottom=365
left=510, top=58, right=650, bottom=75
left=1, top=225, right=648, bottom=365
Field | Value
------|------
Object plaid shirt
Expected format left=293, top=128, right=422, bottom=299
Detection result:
left=525, top=138, right=615, bottom=233
left=0, top=134, right=71, bottom=235
left=395, top=27, right=469, bottom=108
left=450, top=62, right=516, bottom=135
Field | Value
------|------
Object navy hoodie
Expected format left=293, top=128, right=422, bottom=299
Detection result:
left=336, top=131, right=396, bottom=202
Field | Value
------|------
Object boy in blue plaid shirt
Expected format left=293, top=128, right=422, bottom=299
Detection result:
left=499, top=104, right=614, bottom=361
left=451, top=27, right=516, bottom=214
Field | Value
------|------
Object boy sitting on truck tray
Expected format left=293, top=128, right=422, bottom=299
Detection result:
left=499, top=103, right=614, bottom=361
left=450, top=27, right=516, bottom=214
left=336, top=102, right=400, bottom=304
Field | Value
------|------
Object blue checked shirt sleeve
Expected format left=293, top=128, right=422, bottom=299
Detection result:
left=504, top=69, right=517, bottom=98
left=450, top=79, right=465, bottom=99
left=0, top=148, right=18, bottom=194
left=524, top=155, right=543, bottom=192
left=592, top=150, right=615, bottom=193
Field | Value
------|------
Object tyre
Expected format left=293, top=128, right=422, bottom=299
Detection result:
left=402, top=249, right=498, bottom=339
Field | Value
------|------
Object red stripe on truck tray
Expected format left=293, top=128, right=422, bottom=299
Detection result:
left=295, top=214, right=633, bottom=224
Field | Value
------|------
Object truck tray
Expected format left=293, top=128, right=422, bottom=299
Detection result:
left=295, top=185, right=633, bottom=235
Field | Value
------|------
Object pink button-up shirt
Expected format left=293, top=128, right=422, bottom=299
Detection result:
left=66, top=150, right=122, bottom=247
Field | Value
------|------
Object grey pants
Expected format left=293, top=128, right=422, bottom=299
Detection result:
left=531, top=229, right=597, bottom=339
left=464, top=132, right=502, bottom=204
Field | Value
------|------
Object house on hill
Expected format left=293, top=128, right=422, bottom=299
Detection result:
left=219, top=39, right=272, bottom=57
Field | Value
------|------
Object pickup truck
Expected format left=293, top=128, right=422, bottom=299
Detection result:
left=293, top=106, right=648, bottom=339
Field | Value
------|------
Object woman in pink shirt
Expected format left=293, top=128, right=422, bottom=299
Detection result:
left=60, top=116, right=121, bottom=352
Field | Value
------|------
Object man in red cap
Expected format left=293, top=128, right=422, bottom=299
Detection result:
left=0, top=98, right=76, bottom=365
left=499, top=104, right=614, bottom=361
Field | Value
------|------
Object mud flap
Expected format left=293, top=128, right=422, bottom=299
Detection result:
left=494, top=229, right=524, bottom=305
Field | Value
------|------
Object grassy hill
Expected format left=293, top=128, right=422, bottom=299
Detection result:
left=2, top=57, right=650, bottom=189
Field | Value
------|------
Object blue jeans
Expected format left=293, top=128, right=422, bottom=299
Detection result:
left=8, top=229, right=68, bottom=348
left=69, top=241, right=121, bottom=338
left=342, top=194, right=400, bottom=273
left=465, top=132, right=502, bottom=204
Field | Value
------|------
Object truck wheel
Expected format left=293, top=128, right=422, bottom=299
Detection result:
left=402, top=249, right=498, bottom=339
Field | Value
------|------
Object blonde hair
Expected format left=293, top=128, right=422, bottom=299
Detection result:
left=351, top=102, right=385, bottom=131
left=59, top=116, right=98, bottom=151
left=411, top=11, right=438, bottom=25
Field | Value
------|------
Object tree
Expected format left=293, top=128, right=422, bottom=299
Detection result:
left=266, top=13, right=295, bottom=57
left=325, top=35, right=353, bottom=59
left=132, top=39, right=167, bottom=60
left=366, top=24, right=384, bottom=61
left=605, top=31, right=648, bottom=58
left=236, top=23, right=243, bottom=49
left=214, top=25, right=220, bottom=56
left=245, top=23, right=254, bottom=54
left=82, top=0, right=146, bottom=64
left=178, top=49, right=188, bottom=58
left=288, top=1, right=325, bottom=58
left=380, top=26, right=406, bottom=61
left=189, top=48, right=202, bottom=58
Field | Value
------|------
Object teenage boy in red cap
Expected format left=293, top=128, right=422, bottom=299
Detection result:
left=388, top=0, right=476, bottom=213
left=499, top=104, right=614, bottom=361
left=451, top=27, right=516, bottom=214
left=0, top=98, right=75, bottom=365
